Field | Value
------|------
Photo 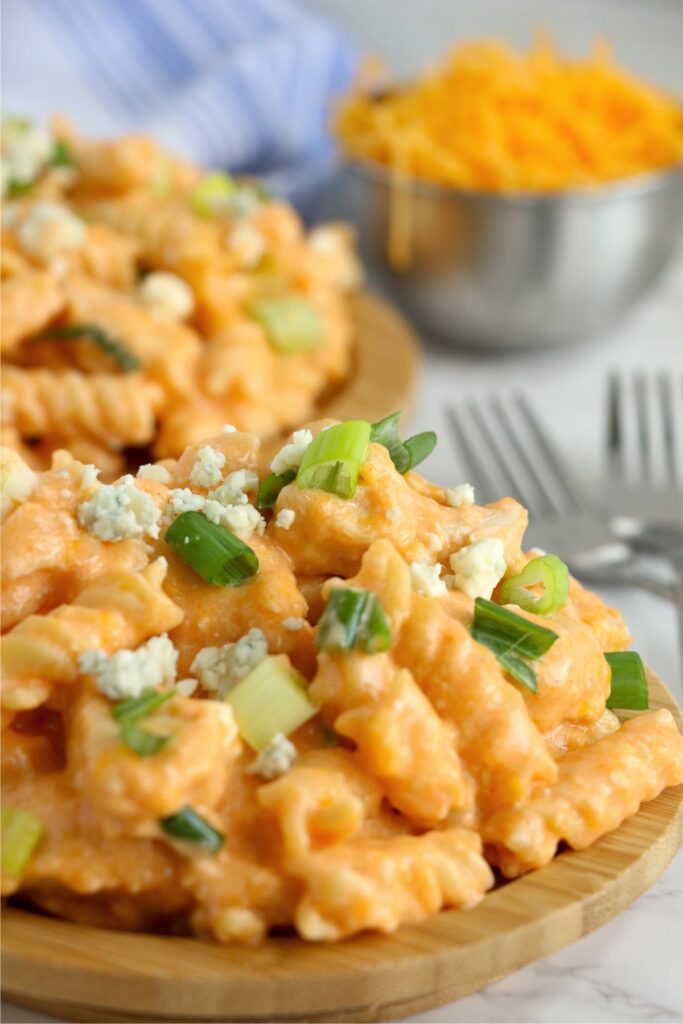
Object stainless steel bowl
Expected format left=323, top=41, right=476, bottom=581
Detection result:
left=340, top=160, right=683, bottom=350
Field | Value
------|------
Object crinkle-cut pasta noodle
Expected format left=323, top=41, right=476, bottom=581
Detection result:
left=162, top=533, right=314, bottom=678
left=78, top=224, right=140, bottom=290
left=484, top=709, right=683, bottom=878
left=79, top=196, right=224, bottom=270
left=63, top=275, right=201, bottom=393
left=0, top=269, right=64, bottom=353
left=68, top=691, right=239, bottom=833
left=258, top=749, right=383, bottom=856
left=69, top=132, right=198, bottom=196
left=0, top=773, right=183, bottom=902
left=2, top=420, right=682, bottom=946
left=513, top=607, right=612, bottom=735
left=2, top=367, right=163, bottom=446
left=395, top=592, right=558, bottom=817
left=2, top=122, right=357, bottom=472
left=268, top=439, right=528, bottom=578
left=1, top=455, right=149, bottom=629
left=291, top=828, right=494, bottom=941
left=312, top=652, right=467, bottom=827
left=33, top=435, right=126, bottom=478
left=1, top=560, right=183, bottom=712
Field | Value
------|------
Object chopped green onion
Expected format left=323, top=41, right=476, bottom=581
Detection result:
left=34, top=323, right=140, bottom=372
left=6, top=178, right=34, bottom=198
left=369, top=412, right=436, bottom=473
left=112, top=688, right=174, bottom=757
left=226, top=654, right=317, bottom=751
left=247, top=296, right=324, bottom=354
left=190, top=172, right=237, bottom=217
left=165, top=511, right=259, bottom=587
left=190, top=175, right=268, bottom=219
left=605, top=652, right=649, bottom=710
left=112, top=689, right=174, bottom=723
left=497, top=554, right=569, bottom=615
left=49, top=139, right=73, bottom=169
left=472, top=598, right=558, bottom=659
left=369, top=413, right=410, bottom=473
left=317, top=587, right=392, bottom=655
left=257, top=469, right=296, bottom=509
left=471, top=597, right=559, bottom=693
left=296, top=420, right=370, bottom=499
left=403, top=431, right=437, bottom=469
left=1, top=806, right=44, bottom=879
left=160, top=806, right=224, bottom=853
left=472, top=632, right=539, bottom=693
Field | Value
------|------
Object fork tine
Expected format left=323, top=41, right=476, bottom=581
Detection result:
left=466, top=400, right=528, bottom=504
left=634, top=372, right=652, bottom=484
left=444, top=404, right=498, bottom=503
left=515, top=395, right=583, bottom=513
left=606, top=372, right=624, bottom=484
left=658, top=372, right=677, bottom=485
left=490, top=397, right=562, bottom=519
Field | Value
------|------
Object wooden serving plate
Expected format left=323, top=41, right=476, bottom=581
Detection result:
left=3, top=670, right=681, bottom=1024
left=320, top=289, right=420, bottom=425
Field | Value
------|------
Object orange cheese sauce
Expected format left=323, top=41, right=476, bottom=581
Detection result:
left=2, top=426, right=682, bottom=943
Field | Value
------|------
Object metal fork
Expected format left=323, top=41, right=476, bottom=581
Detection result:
left=605, top=370, right=683, bottom=541
left=444, top=392, right=681, bottom=593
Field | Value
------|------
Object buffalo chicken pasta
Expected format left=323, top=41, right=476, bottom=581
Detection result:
left=1, top=116, right=359, bottom=476
left=1, top=417, right=682, bottom=944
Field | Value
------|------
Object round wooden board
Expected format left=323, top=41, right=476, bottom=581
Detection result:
left=3, top=669, right=681, bottom=1024
left=321, top=289, right=420, bottom=425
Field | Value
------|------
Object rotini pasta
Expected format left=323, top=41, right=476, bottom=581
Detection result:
left=1, top=118, right=358, bottom=473
left=1, top=418, right=681, bottom=947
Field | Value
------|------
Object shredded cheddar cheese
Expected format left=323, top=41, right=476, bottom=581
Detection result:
left=335, top=38, right=683, bottom=192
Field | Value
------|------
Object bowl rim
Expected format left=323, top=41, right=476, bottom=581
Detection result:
left=344, top=155, right=683, bottom=206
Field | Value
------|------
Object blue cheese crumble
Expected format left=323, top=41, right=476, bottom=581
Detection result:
left=246, top=732, right=297, bottom=779
left=79, top=634, right=178, bottom=700
left=446, top=538, right=506, bottom=599
left=270, top=429, right=313, bottom=476
left=190, top=628, right=268, bottom=698
left=77, top=475, right=161, bottom=540
left=190, top=445, right=226, bottom=488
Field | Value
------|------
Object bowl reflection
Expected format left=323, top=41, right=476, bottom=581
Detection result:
left=341, top=160, right=683, bottom=350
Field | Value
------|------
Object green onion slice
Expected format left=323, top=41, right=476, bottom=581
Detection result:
left=497, top=554, right=569, bottom=615
left=296, top=420, right=370, bottom=499
left=605, top=651, right=649, bottom=710
left=317, top=587, right=393, bottom=655
left=369, top=412, right=436, bottom=473
left=403, top=431, right=437, bottom=469
left=247, top=296, right=324, bottom=354
left=227, top=654, right=317, bottom=751
left=34, top=324, right=140, bottom=372
left=190, top=173, right=269, bottom=219
left=160, top=806, right=224, bottom=853
left=1, top=806, right=44, bottom=879
left=471, top=597, right=559, bottom=693
left=112, top=688, right=174, bottom=757
left=257, top=469, right=296, bottom=509
left=165, top=511, right=259, bottom=587
left=49, top=139, right=74, bottom=169
left=6, top=178, right=34, bottom=198
left=190, top=172, right=237, bottom=217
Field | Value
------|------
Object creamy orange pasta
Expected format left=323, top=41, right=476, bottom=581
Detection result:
left=1, top=116, right=360, bottom=476
left=2, top=417, right=681, bottom=944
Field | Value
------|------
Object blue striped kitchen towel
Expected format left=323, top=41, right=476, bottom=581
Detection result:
left=1, top=0, right=358, bottom=206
